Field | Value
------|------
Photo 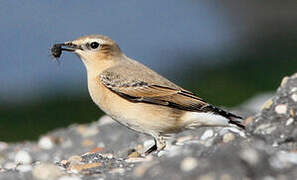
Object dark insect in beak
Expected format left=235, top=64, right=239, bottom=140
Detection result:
left=50, top=42, right=81, bottom=58
left=51, top=44, right=63, bottom=58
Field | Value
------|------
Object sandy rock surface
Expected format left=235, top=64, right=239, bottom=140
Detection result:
left=0, top=73, right=296, bottom=180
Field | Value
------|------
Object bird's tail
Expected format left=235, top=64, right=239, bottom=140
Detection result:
left=206, top=104, right=245, bottom=129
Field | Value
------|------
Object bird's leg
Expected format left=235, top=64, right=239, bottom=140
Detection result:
left=144, top=136, right=166, bottom=155
left=144, top=138, right=157, bottom=155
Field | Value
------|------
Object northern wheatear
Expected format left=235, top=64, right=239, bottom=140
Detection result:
left=51, top=34, right=244, bottom=154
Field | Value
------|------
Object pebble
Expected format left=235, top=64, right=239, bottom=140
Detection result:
left=165, top=145, right=182, bottom=157
left=243, top=116, right=254, bottom=126
left=16, top=164, right=32, bottom=172
left=290, top=109, right=295, bottom=117
left=33, top=163, right=63, bottom=180
left=15, top=150, right=32, bottom=164
left=240, top=148, right=259, bottom=166
left=133, top=162, right=155, bottom=177
left=226, top=127, right=246, bottom=137
left=286, top=118, right=294, bottom=126
left=125, top=155, right=153, bottom=163
left=157, top=150, right=167, bottom=157
left=69, top=163, right=102, bottom=173
left=198, top=173, right=215, bottom=180
left=255, top=123, right=276, bottom=134
left=109, top=168, right=125, bottom=174
left=176, top=135, right=193, bottom=145
left=261, top=99, right=273, bottom=110
left=81, top=139, right=95, bottom=147
left=101, top=153, right=114, bottom=159
left=4, top=162, right=17, bottom=169
left=270, top=153, right=288, bottom=169
left=0, top=142, right=8, bottom=151
left=291, top=93, right=297, bottom=102
left=272, top=141, right=279, bottom=147
left=220, top=174, right=232, bottom=180
left=67, top=155, right=82, bottom=165
left=223, top=133, right=235, bottom=143
left=180, top=157, right=198, bottom=172
left=58, top=176, right=81, bottom=180
left=277, top=152, right=297, bottom=165
left=275, top=104, right=287, bottom=114
left=200, top=130, right=214, bottom=141
left=280, top=76, right=289, bottom=87
left=98, top=115, right=115, bottom=126
left=128, top=151, right=141, bottom=158
left=38, top=136, right=54, bottom=150
left=89, top=147, right=105, bottom=153
left=290, top=87, right=297, bottom=93
left=76, top=125, right=98, bottom=137
left=135, top=144, right=143, bottom=153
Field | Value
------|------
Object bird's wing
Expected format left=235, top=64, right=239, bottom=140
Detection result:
left=99, top=63, right=211, bottom=112
left=99, top=61, right=244, bottom=129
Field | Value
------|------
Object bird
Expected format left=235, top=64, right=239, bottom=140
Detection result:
left=51, top=34, right=245, bottom=155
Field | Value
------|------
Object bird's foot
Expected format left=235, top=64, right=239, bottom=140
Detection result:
left=144, top=136, right=166, bottom=156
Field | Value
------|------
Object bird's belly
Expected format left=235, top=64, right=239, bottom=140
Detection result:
left=87, top=79, right=184, bottom=135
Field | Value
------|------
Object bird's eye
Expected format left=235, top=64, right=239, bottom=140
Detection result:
left=90, top=42, right=100, bottom=49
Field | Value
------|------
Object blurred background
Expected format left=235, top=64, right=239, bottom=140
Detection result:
left=0, top=0, right=296, bottom=142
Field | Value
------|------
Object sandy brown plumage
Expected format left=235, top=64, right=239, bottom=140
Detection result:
left=51, top=34, right=245, bottom=154
left=100, top=59, right=244, bottom=128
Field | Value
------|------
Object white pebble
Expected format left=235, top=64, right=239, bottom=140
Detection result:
left=157, top=150, right=167, bottom=157
left=291, top=93, right=297, bottom=102
left=15, top=150, right=32, bottom=164
left=0, top=142, right=8, bottom=151
left=38, top=136, right=54, bottom=150
left=272, top=141, right=279, bottom=147
left=85, top=126, right=99, bottom=137
left=176, top=135, right=193, bottom=145
left=109, top=168, right=125, bottom=174
left=279, top=152, right=297, bottom=164
left=286, top=118, right=294, bottom=126
left=275, top=104, right=287, bottom=114
left=33, top=163, right=62, bottom=180
left=4, top=162, right=17, bottom=169
left=98, top=115, right=115, bottom=126
left=102, top=153, right=113, bottom=159
left=200, top=130, right=214, bottom=141
left=16, top=164, right=32, bottom=172
left=290, top=87, right=297, bottom=93
left=180, top=157, right=198, bottom=172
left=240, top=148, right=259, bottom=165
left=223, top=133, right=235, bottom=143
left=58, top=176, right=81, bottom=180
left=166, top=145, right=182, bottom=157
left=226, top=127, right=246, bottom=137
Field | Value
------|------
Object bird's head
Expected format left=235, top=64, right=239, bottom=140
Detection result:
left=52, top=35, right=123, bottom=70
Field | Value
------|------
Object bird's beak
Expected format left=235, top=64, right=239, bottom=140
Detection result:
left=59, top=42, right=82, bottom=52
left=51, top=41, right=83, bottom=58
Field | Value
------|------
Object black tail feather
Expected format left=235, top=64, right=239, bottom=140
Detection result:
left=228, top=118, right=245, bottom=129
left=204, top=104, right=245, bottom=129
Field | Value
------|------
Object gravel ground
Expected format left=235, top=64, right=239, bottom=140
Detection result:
left=0, top=73, right=296, bottom=180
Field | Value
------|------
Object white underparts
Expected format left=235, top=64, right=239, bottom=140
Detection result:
left=181, top=112, right=229, bottom=129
